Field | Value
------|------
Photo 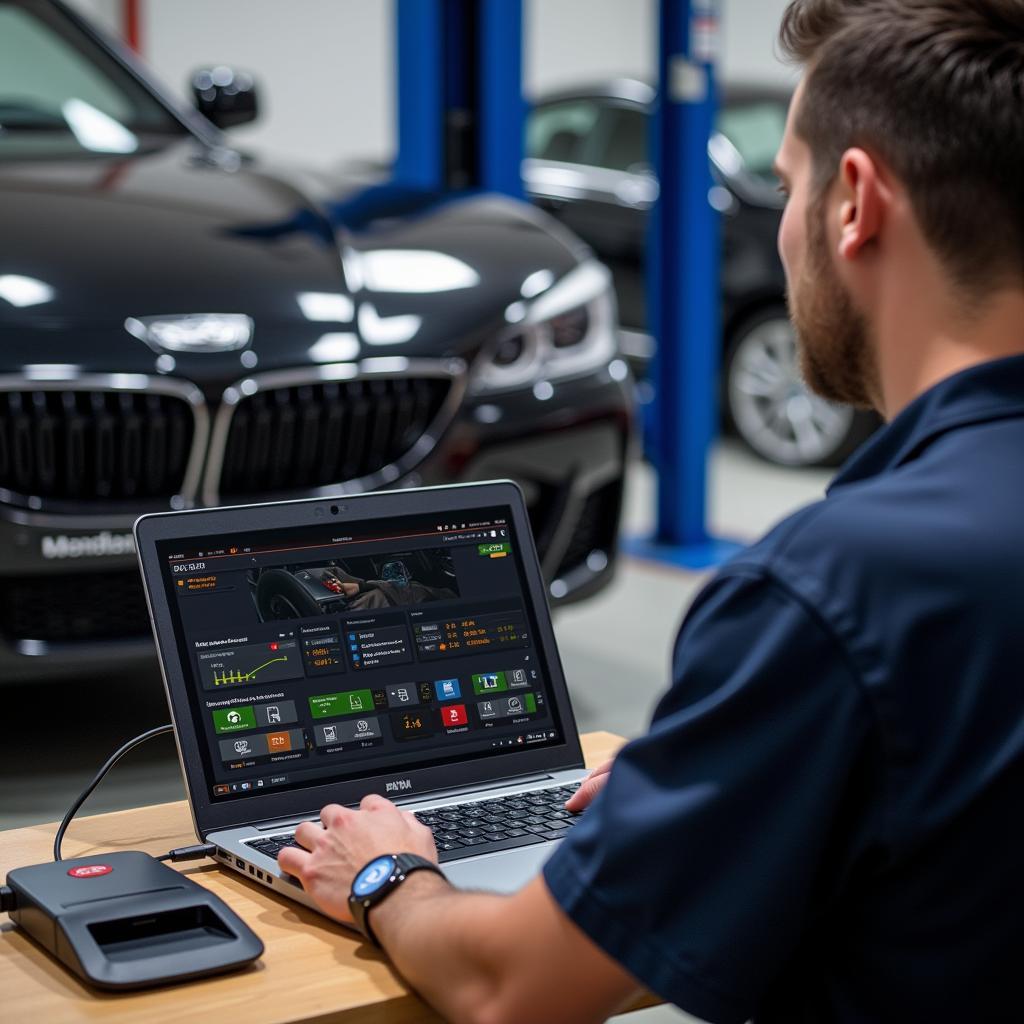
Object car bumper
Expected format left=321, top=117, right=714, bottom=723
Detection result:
left=0, top=366, right=633, bottom=681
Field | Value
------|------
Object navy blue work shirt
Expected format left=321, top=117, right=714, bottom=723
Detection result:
left=544, top=355, right=1024, bottom=1023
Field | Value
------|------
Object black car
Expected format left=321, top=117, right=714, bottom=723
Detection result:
left=525, top=79, right=876, bottom=468
left=0, top=0, right=632, bottom=681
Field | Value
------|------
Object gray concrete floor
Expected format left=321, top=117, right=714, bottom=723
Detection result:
left=0, top=440, right=832, bottom=1022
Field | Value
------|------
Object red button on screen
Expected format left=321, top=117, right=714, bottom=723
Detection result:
left=442, top=704, right=468, bottom=727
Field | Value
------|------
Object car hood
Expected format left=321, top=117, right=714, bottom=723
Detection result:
left=0, top=141, right=582, bottom=374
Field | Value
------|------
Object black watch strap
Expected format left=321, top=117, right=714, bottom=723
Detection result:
left=349, top=853, right=445, bottom=946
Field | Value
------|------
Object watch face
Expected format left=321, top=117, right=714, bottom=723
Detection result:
left=353, top=855, right=396, bottom=898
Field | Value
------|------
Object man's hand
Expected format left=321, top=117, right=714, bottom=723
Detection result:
left=277, top=795, right=437, bottom=924
left=565, top=758, right=614, bottom=813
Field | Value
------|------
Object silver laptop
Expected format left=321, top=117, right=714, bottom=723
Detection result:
left=135, top=481, right=588, bottom=914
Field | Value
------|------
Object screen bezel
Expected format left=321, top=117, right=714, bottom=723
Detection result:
left=134, top=480, right=585, bottom=839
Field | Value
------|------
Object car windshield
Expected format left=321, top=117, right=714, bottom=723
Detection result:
left=0, top=0, right=186, bottom=159
left=716, top=100, right=789, bottom=185
left=527, top=91, right=790, bottom=188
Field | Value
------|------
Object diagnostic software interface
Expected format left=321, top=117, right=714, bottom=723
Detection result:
left=157, top=506, right=564, bottom=803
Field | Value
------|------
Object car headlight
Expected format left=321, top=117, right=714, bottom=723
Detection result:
left=470, top=260, right=618, bottom=393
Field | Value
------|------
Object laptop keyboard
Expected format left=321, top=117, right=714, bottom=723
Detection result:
left=413, top=782, right=582, bottom=862
left=245, top=782, right=582, bottom=867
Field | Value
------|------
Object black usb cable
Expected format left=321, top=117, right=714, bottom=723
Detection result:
left=0, top=724, right=217, bottom=916
left=51, top=724, right=216, bottom=864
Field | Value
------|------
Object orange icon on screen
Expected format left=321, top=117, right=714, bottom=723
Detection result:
left=266, top=732, right=291, bottom=752
left=439, top=643, right=447, bottom=651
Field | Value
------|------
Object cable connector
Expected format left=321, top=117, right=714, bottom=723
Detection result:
left=157, top=844, right=217, bottom=864
left=1, top=885, right=16, bottom=914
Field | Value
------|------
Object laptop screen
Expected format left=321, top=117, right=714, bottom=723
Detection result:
left=155, top=505, right=566, bottom=805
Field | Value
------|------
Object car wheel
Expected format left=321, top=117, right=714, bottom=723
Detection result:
left=725, top=308, right=875, bottom=468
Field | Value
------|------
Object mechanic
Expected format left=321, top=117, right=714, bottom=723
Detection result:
left=278, top=2, right=1024, bottom=1021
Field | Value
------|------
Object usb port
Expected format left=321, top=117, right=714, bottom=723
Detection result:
left=256, top=870, right=264, bottom=880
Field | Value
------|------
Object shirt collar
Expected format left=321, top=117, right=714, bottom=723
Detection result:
left=828, top=353, right=1024, bottom=493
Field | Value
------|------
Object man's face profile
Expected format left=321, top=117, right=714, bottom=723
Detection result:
left=775, top=83, right=876, bottom=411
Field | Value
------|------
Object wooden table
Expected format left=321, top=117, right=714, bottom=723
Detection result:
left=0, top=731, right=633, bottom=1023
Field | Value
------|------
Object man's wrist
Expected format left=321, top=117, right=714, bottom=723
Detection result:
left=367, top=868, right=450, bottom=946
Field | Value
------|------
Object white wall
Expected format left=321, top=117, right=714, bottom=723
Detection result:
left=526, top=0, right=798, bottom=95
left=64, top=0, right=796, bottom=169
left=525, top=0, right=655, bottom=96
left=144, top=0, right=393, bottom=169
left=721, top=0, right=798, bottom=85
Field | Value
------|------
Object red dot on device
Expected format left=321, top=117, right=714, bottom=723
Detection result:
left=68, top=864, right=112, bottom=878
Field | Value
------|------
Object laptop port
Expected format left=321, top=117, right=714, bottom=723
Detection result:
left=235, top=858, right=244, bottom=868
left=256, top=870, right=264, bottom=880
left=248, top=865, right=255, bottom=875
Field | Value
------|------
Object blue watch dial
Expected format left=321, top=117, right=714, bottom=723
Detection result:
left=353, top=855, right=396, bottom=898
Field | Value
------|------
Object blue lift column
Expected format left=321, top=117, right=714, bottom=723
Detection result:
left=638, top=0, right=740, bottom=568
left=395, top=0, right=524, bottom=197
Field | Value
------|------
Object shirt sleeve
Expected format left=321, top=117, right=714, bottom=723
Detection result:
left=543, top=567, right=874, bottom=1024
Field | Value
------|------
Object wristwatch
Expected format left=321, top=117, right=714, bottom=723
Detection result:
left=349, top=853, right=446, bottom=945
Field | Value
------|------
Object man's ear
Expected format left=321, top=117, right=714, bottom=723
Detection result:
left=836, top=148, right=889, bottom=261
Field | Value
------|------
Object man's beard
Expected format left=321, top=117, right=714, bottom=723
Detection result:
left=789, top=194, right=878, bottom=410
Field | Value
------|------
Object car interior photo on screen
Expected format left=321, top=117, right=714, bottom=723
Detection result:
left=0, top=0, right=633, bottom=682
left=250, top=548, right=460, bottom=621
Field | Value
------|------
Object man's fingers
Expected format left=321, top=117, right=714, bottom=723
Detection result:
left=360, top=793, right=394, bottom=812
left=294, top=819, right=324, bottom=850
left=277, top=844, right=312, bottom=877
left=320, top=803, right=350, bottom=828
left=566, top=773, right=610, bottom=812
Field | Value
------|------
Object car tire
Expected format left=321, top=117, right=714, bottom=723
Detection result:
left=724, top=306, right=877, bottom=468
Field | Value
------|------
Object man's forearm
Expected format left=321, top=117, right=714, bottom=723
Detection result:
left=370, top=872, right=511, bottom=1023
left=368, top=873, right=641, bottom=1024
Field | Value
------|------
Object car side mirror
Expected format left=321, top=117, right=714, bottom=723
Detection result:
left=191, top=67, right=259, bottom=129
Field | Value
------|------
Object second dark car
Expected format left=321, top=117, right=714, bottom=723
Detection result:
left=524, top=78, right=877, bottom=469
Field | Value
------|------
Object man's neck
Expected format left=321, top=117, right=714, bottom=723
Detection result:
left=875, top=283, right=1024, bottom=420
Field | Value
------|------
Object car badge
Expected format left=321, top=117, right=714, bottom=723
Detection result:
left=125, top=314, right=253, bottom=353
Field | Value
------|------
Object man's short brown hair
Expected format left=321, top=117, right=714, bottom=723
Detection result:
left=779, top=0, right=1024, bottom=294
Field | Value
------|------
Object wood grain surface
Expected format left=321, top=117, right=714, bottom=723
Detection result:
left=0, top=731, right=640, bottom=1024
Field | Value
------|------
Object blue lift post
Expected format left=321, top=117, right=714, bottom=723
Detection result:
left=396, top=1, right=732, bottom=568
left=631, top=0, right=742, bottom=570
left=395, top=0, right=524, bottom=197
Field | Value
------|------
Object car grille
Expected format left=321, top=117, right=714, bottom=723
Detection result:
left=0, top=389, right=195, bottom=505
left=215, top=376, right=453, bottom=499
left=0, top=570, right=151, bottom=644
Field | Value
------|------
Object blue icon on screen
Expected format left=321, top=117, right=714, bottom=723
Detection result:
left=434, top=678, right=461, bottom=701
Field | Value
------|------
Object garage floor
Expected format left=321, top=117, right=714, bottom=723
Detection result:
left=0, top=441, right=832, bottom=1022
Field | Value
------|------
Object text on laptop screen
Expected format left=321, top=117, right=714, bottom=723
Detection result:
left=156, top=507, right=564, bottom=803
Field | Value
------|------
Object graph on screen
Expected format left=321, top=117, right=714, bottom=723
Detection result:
left=198, top=639, right=303, bottom=690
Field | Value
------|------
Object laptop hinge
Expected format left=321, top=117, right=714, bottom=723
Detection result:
left=249, top=772, right=555, bottom=831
